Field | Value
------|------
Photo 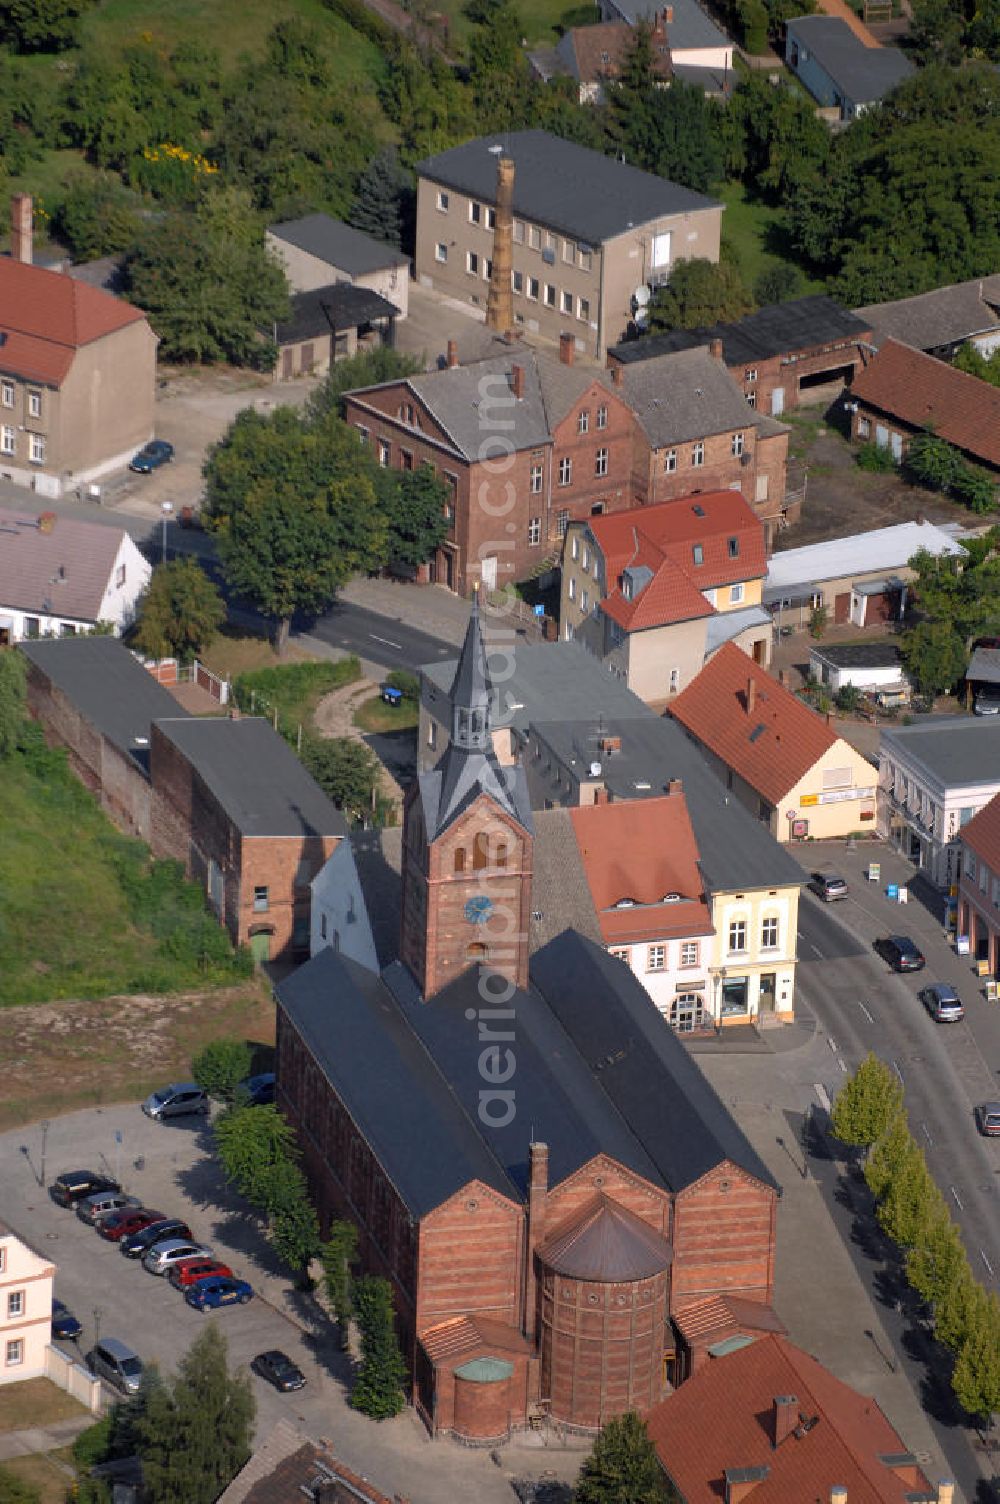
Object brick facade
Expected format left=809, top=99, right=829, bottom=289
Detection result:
left=635, top=425, right=788, bottom=526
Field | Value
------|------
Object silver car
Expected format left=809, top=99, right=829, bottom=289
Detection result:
left=142, top=1083, right=208, bottom=1120
left=920, top=983, right=964, bottom=1022
left=76, top=1191, right=141, bottom=1226
left=142, top=1238, right=213, bottom=1275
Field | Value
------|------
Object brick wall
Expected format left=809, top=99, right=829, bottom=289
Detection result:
left=547, top=382, right=636, bottom=541
left=670, top=1163, right=777, bottom=1311
left=239, top=835, right=337, bottom=958
left=416, top=1188, right=525, bottom=1336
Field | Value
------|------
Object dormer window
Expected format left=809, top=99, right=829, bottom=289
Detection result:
left=728, top=536, right=739, bottom=559
left=615, top=897, right=636, bottom=908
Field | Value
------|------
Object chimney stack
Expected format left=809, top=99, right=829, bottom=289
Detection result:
left=936, top=1483, right=954, bottom=1504
left=593, top=785, right=609, bottom=805
left=709, top=337, right=724, bottom=360
left=777, top=668, right=787, bottom=687
left=611, top=362, right=624, bottom=386
left=524, top=1141, right=549, bottom=1336
left=830, top=1490, right=848, bottom=1504
left=667, top=778, right=683, bottom=795
left=559, top=331, right=575, bottom=366
left=446, top=339, right=459, bottom=369
left=510, top=363, right=525, bottom=399
left=772, top=1394, right=798, bottom=1448
left=11, top=193, right=32, bottom=265
left=746, top=676, right=756, bottom=716
left=486, top=155, right=515, bottom=335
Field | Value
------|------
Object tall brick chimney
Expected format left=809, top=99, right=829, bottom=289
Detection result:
left=611, top=362, right=624, bottom=386
left=709, top=337, right=724, bottom=359
left=524, top=1141, right=549, bottom=1336
left=746, top=676, right=756, bottom=716
left=510, top=363, right=525, bottom=399
left=11, top=193, right=32, bottom=265
left=936, top=1483, right=954, bottom=1504
left=559, top=331, right=575, bottom=366
left=829, top=1490, right=847, bottom=1504
left=772, top=1394, right=798, bottom=1448
left=446, top=339, right=459, bottom=369
left=486, top=155, right=515, bottom=334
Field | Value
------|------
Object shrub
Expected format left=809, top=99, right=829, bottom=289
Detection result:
left=856, top=441, right=897, bottom=473
left=386, top=669, right=420, bottom=701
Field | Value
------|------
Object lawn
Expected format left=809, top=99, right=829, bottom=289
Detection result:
left=231, top=657, right=362, bottom=741
left=719, top=180, right=825, bottom=298
left=436, top=0, right=598, bottom=47
left=0, top=1451, right=78, bottom=1504
left=0, top=1380, right=88, bottom=1433
left=354, top=693, right=419, bottom=733
left=201, top=629, right=317, bottom=681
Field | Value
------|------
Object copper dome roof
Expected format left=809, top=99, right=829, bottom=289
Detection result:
left=538, top=1196, right=673, bottom=1282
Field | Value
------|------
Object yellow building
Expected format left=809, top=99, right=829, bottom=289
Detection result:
left=0, top=1223, right=55, bottom=1383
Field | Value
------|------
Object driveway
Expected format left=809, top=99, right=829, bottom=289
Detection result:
left=0, top=1107, right=583, bottom=1502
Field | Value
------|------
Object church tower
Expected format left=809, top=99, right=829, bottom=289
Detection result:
left=400, top=594, right=534, bottom=999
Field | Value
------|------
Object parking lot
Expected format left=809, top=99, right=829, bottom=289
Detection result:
left=1, top=1104, right=575, bottom=1502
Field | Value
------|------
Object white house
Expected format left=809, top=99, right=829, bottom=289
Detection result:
left=809, top=643, right=911, bottom=701
left=0, top=508, right=151, bottom=642
left=0, top=1223, right=55, bottom=1383
left=878, top=717, right=1000, bottom=887
left=310, top=839, right=379, bottom=971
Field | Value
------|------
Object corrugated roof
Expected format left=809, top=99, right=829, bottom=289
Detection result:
left=610, top=295, right=870, bottom=369
left=538, top=1194, right=673, bottom=1281
left=668, top=643, right=843, bottom=804
left=850, top=338, right=1000, bottom=469
left=0, top=507, right=134, bottom=623
left=0, top=259, right=146, bottom=387
left=268, top=213, right=408, bottom=275
left=765, top=519, right=965, bottom=596
left=645, top=1334, right=930, bottom=1504
left=416, top=130, right=720, bottom=247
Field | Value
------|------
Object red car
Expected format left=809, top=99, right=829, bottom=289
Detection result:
left=99, top=1208, right=166, bottom=1243
left=168, top=1256, right=234, bottom=1290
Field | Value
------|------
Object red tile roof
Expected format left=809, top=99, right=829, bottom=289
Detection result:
left=668, top=642, right=839, bottom=804
left=645, top=1334, right=930, bottom=1504
left=958, top=789, right=1000, bottom=865
left=0, top=259, right=146, bottom=387
left=587, top=492, right=766, bottom=632
left=569, top=792, right=714, bottom=942
left=850, top=338, right=1000, bottom=470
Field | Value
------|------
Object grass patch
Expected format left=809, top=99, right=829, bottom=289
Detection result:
left=200, top=629, right=317, bottom=680
left=0, top=734, right=252, bottom=1006
left=0, top=1450, right=78, bottom=1504
left=719, top=180, right=824, bottom=297
left=432, top=0, right=597, bottom=46
left=0, top=1380, right=88, bottom=1434
left=232, top=658, right=361, bottom=741
left=353, top=694, right=419, bottom=733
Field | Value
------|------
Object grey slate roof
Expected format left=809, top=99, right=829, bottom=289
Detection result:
left=966, top=647, right=1000, bottom=687
left=619, top=345, right=788, bottom=446
left=0, top=507, right=131, bottom=623
left=18, top=636, right=188, bottom=768
left=268, top=214, right=409, bottom=276
left=530, top=807, right=604, bottom=951
left=881, top=716, right=1000, bottom=789
left=810, top=643, right=903, bottom=671
left=532, top=931, right=780, bottom=1193
left=609, top=296, right=870, bottom=369
left=786, top=15, right=914, bottom=104
left=603, top=0, right=729, bottom=50
left=419, top=752, right=533, bottom=841
left=416, top=130, right=720, bottom=247
left=274, top=284, right=399, bottom=345
left=704, top=603, right=771, bottom=654
left=854, top=275, right=1000, bottom=354
left=152, top=718, right=347, bottom=838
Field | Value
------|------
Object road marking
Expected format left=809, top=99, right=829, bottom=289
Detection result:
left=950, top=1185, right=964, bottom=1211
left=827, top=1037, right=839, bottom=1053
left=857, top=1001, right=874, bottom=1024
left=368, top=633, right=402, bottom=649
left=814, top=1083, right=831, bottom=1110
left=982, top=1249, right=996, bottom=1279
left=920, top=1122, right=934, bottom=1147
left=892, top=1059, right=904, bottom=1085
left=837, top=1056, right=848, bottom=1073
left=809, top=943, right=824, bottom=958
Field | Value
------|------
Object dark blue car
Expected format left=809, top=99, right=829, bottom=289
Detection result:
left=238, top=1072, right=275, bottom=1106
left=129, top=440, right=174, bottom=473
left=52, top=1299, right=82, bottom=1341
left=184, top=1276, right=253, bottom=1311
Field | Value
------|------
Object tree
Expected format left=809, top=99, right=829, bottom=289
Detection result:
left=900, top=621, right=967, bottom=697
left=465, top=0, right=533, bottom=131
left=728, top=74, right=830, bottom=202
left=606, top=35, right=724, bottom=193
left=321, top=1221, right=359, bottom=1342
left=382, top=464, right=450, bottom=569
left=875, top=1135, right=936, bottom=1248
left=0, top=649, right=26, bottom=759
left=951, top=1291, right=1000, bottom=1421
left=955, top=342, right=1000, bottom=388
left=351, top=1275, right=407, bottom=1419
left=935, top=1262, right=984, bottom=1353
left=305, top=347, right=423, bottom=424
left=191, top=1038, right=253, bottom=1105
left=753, top=262, right=804, bottom=305
left=909, top=0, right=965, bottom=63
left=54, top=171, right=142, bottom=260
left=808, top=604, right=828, bottom=640
left=648, top=258, right=752, bottom=332
left=905, top=431, right=963, bottom=493
left=214, top=1103, right=301, bottom=1206
left=864, top=1110, right=915, bottom=1202
left=830, top=1053, right=903, bottom=1150
left=138, top=1324, right=253, bottom=1504
left=576, top=1411, right=675, bottom=1504
left=905, top=1198, right=968, bottom=1308
left=130, top=559, right=226, bottom=661
left=268, top=1173, right=321, bottom=1276
left=349, top=146, right=413, bottom=250
left=123, top=187, right=289, bottom=367
left=0, top=0, right=95, bottom=52
left=301, top=736, right=381, bottom=820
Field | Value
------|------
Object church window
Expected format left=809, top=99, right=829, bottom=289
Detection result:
left=473, top=832, right=491, bottom=870
left=467, top=941, right=489, bottom=962
left=495, top=842, right=508, bottom=869
left=455, top=848, right=467, bottom=873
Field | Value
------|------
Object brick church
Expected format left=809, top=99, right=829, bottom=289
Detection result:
left=275, top=598, right=781, bottom=1442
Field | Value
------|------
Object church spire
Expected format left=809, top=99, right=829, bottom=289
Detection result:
left=450, top=588, right=491, bottom=752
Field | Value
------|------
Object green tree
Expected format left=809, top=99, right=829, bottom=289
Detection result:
left=321, top=1221, right=359, bottom=1342
left=905, top=1198, right=969, bottom=1308
left=648, top=258, right=752, bottom=332
left=383, top=464, right=450, bottom=569
left=0, top=1465, right=41, bottom=1503
left=951, top=1291, right=1000, bottom=1420
left=138, top=1324, right=253, bottom=1504
left=952, top=463, right=998, bottom=515
left=830, top=1053, right=903, bottom=1150
left=214, top=1103, right=300, bottom=1206
left=54, top=171, right=142, bottom=260
left=191, top=1037, right=253, bottom=1105
left=267, top=1171, right=321, bottom=1276
left=954, top=342, right=1000, bottom=387
left=936, top=1262, right=984, bottom=1353
left=900, top=620, right=968, bottom=696
left=606, top=33, right=724, bottom=192
left=835, top=683, right=861, bottom=714
left=728, top=74, right=830, bottom=201
left=349, top=146, right=413, bottom=250
left=754, top=262, right=804, bottom=305
left=0, top=0, right=95, bottom=51
left=875, top=1136, right=936, bottom=1248
left=905, top=431, right=963, bottom=492
left=305, top=347, right=423, bottom=424
left=130, top=558, right=226, bottom=662
left=909, top=0, right=965, bottom=63
left=864, top=1111, right=915, bottom=1202
left=0, top=649, right=26, bottom=759
left=465, top=0, right=532, bottom=131
left=301, top=736, right=381, bottom=820
left=576, top=1411, right=674, bottom=1504
left=351, top=1276, right=407, bottom=1420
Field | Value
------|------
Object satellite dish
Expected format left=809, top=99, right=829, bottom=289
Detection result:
left=633, top=284, right=651, bottom=308
left=487, top=143, right=503, bottom=154
left=634, top=308, right=649, bottom=328
left=589, top=761, right=603, bottom=777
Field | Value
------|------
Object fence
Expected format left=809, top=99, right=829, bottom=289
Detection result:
left=46, top=1342, right=103, bottom=1414
left=139, top=656, right=230, bottom=705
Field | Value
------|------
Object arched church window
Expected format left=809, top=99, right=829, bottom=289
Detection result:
left=454, top=848, right=466, bottom=873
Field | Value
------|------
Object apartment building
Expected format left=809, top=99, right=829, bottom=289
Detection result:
left=0, top=1223, right=55, bottom=1384
left=414, top=131, right=723, bottom=358
left=878, top=717, right=1000, bottom=887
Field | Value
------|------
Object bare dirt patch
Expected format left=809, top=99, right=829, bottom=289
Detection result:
left=0, top=982, right=274, bottom=1131
left=0, top=1381, right=87, bottom=1434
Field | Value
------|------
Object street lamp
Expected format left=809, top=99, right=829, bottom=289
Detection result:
left=160, top=500, right=174, bottom=563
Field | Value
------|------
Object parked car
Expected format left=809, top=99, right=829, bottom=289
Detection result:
left=875, top=935, right=926, bottom=972
left=168, top=1257, right=233, bottom=1291
left=99, top=1208, right=167, bottom=1243
left=809, top=873, right=848, bottom=902
left=120, top=1219, right=192, bottom=1259
left=51, top=1171, right=120, bottom=1208
left=185, top=1276, right=253, bottom=1311
left=76, top=1191, right=142, bottom=1226
left=919, top=983, right=965, bottom=1023
left=51, top=1299, right=82, bottom=1341
left=142, top=1239, right=213, bottom=1276
left=251, top=1350, right=306, bottom=1391
left=88, top=1337, right=143, bottom=1395
left=237, top=1072, right=275, bottom=1106
left=129, top=440, right=174, bottom=473
left=975, top=1102, right=1000, bottom=1136
left=974, top=692, right=1000, bottom=717
left=142, top=1083, right=209, bottom=1120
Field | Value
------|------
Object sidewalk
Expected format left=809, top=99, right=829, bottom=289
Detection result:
left=0, top=1411, right=93, bottom=1463
left=338, top=576, right=471, bottom=648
